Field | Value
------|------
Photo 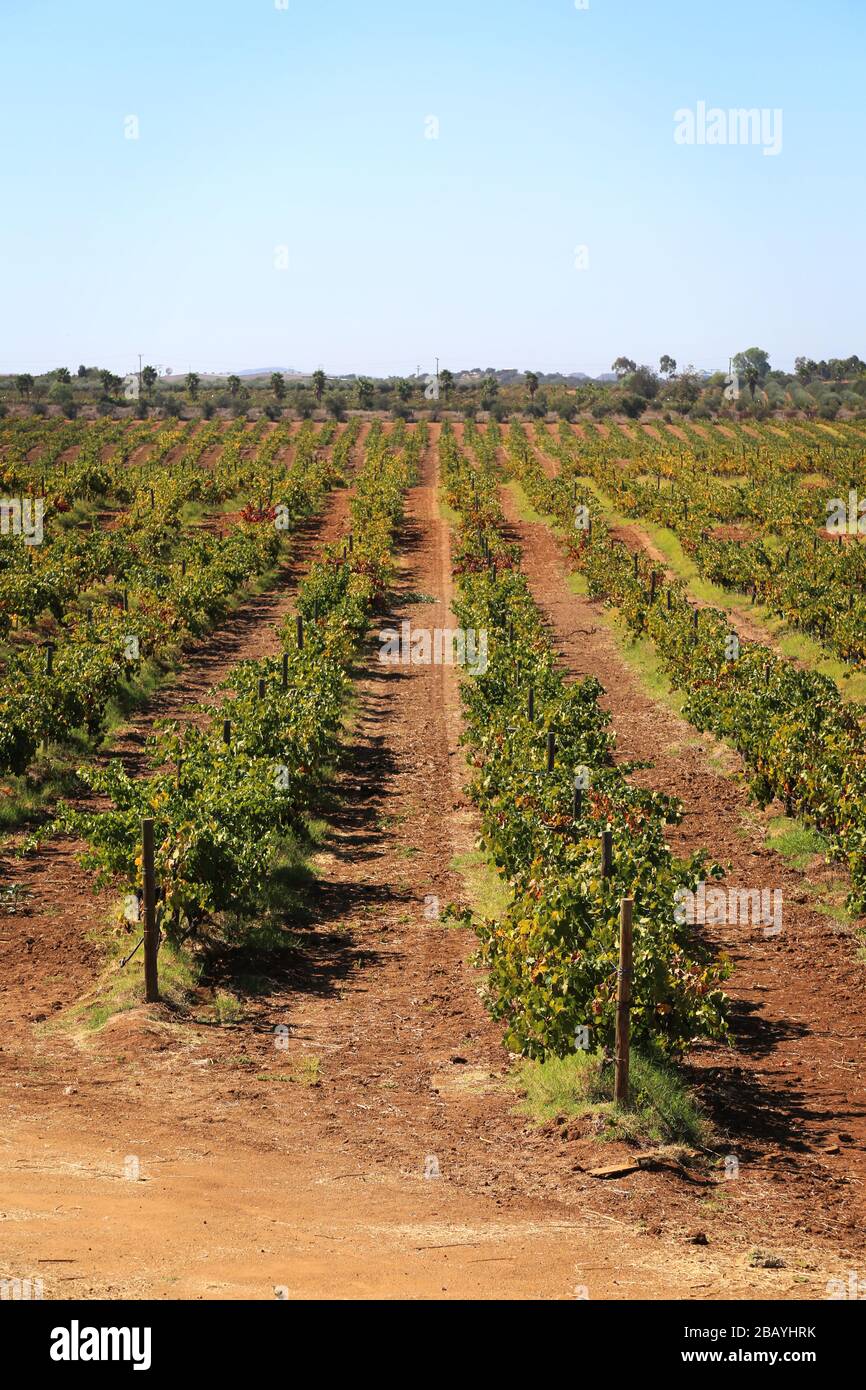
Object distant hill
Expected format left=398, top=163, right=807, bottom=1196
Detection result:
left=235, top=368, right=305, bottom=378
left=162, top=368, right=305, bottom=382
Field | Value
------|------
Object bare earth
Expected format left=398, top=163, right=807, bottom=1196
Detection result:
left=1, top=428, right=861, bottom=1299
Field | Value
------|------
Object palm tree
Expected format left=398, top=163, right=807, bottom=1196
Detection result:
left=227, top=374, right=241, bottom=397
left=270, top=372, right=286, bottom=402
left=141, top=365, right=158, bottom=396
left=439, top=368, right=455, bottom=400
left=186, top=371, right=201, bottom=401
left=525, top=371, right=539, bottom=400
left=312, top=369, right=327, bottom=404
left=480, top=374, right=499, bottom=410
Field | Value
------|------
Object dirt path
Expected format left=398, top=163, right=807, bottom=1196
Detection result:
left=498, top=483, right=866, bottom=1269
left=0, top=433, right=851, bottom=1300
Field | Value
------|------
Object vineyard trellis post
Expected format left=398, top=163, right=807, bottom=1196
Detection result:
left=601, top=829, right=613, bottom=878
left=142, top=817, right=159, bottom=1003
left=614, top=896, right=633, bottom=1104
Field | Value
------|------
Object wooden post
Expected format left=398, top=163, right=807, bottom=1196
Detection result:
left=601, top=829, right=613, bottom=878
left=614, top=897, right=633, bottom=1104
left=573, top=781, right=583, bottom=820
left=181, top=559, right=186, bottom=576
left=282, top=653, right=289, bottom=689
left=142, top=818, right=159, bottom=1003
left=693, top=608, right=699, bottom=633
left=666, top=588, right=671, bottom=612
left=632, top=552, right=639, bottom=578
left=296, top=614, right=304, bottom=650
left=222, top=718, right=231, bottom=745
left=258, top=678, right=266, bottom=700
left=348, top=531, right=354, bottom=553
left=528, top=685, right=534, bottom=721
left=45, top=642, right=55, bottom=676
left=546, top=731, right=555, bottom=772
left=649, top=571, right=657, bottom=605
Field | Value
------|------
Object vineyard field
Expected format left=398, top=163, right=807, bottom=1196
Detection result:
left=2, top=414, right=866, bottom=1310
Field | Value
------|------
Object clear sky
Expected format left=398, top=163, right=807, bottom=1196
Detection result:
left=1, top=0, right=863, bottom=378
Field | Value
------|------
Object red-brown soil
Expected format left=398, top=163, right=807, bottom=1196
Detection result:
left=498, top=485, right=866, bottom=1268
left=0, top=427, right=860, bottom=1300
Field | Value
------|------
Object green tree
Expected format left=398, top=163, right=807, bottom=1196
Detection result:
left=625, top=365, right=660, bottom=399
left=186, top=371, right=201, bottom=400
left=356, top=377, right=375, bottom=409
left=49, top=380, right=73, bottom=402
left=312, top=368, right=327, bottom=403
left=141, top=365, right=158, bottom=395
left=270, top=372, right=286, bottom=402
left=100, top=369, right=122, bottom=396
left=55, top=366, right=71, bottom=384
left=227, top=374, right=241, bottom=397
left=525, top=371, right=540, bottom=400
left=659, top=354, right=677, bottom=378
left=439, top=368, right=455, bottom=400
left=732, top=347, right=771, bottom=381
left=395, top=378, right=413, bottom=403
left=612, top=356, right=637, bottom=378
left=743, top=363, right=761, bottom=399
left=15, top=374, right=34, bottom=401
left=325, top=391, right=347, bottom=421
left=794, top=356, right=817, bottom=382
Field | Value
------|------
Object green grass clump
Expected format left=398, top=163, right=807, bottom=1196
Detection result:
left=516, top=1046, right=713, bottom=1149
left=765, top=815, right=828, bottom=868
left=449, top=849, right=512, bottom=921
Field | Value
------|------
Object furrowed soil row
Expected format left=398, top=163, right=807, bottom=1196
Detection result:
left=0, top=425, right=826, bottom=1300
left=0, top=429, right=364, bottom=1033
left=497, top=479, right=866, bottom=1265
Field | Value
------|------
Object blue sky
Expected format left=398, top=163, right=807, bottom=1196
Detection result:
left=1, top=0, right=863, bottom=377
